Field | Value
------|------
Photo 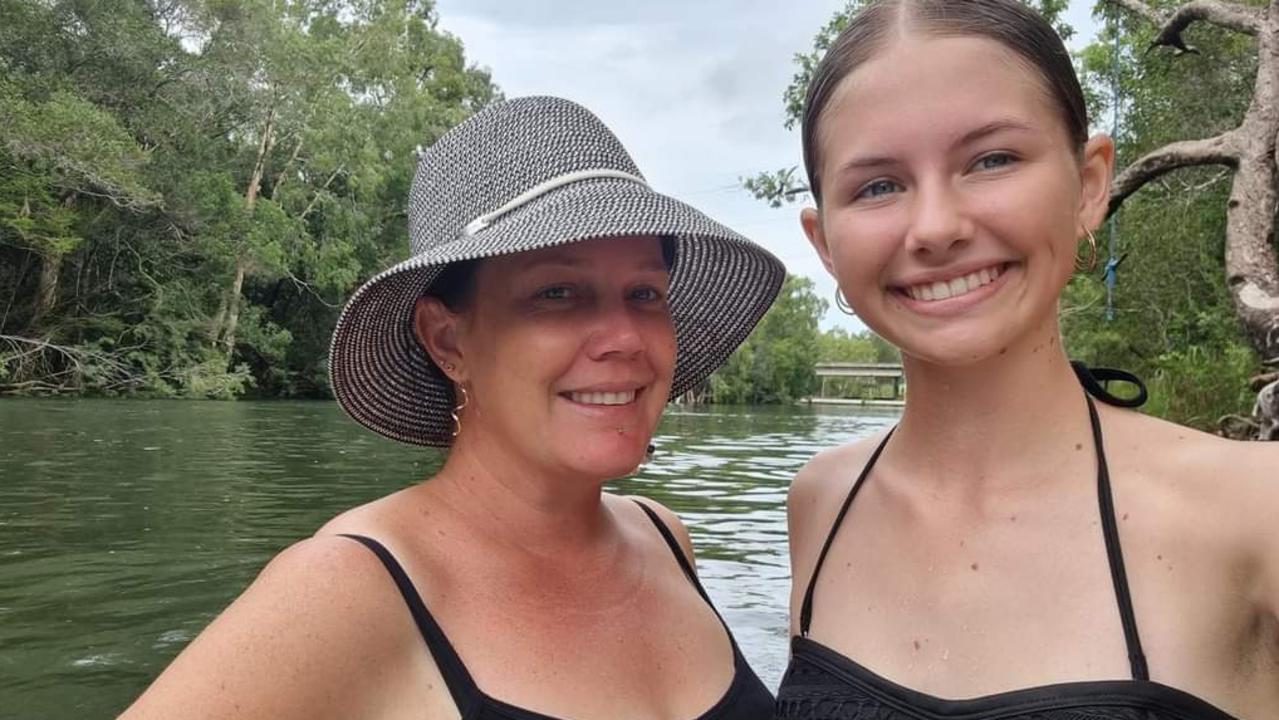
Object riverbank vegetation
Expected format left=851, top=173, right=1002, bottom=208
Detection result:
left=1, top=0, right=496, bottom=398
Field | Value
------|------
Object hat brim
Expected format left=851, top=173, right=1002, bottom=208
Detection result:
left=329, top=178, right=785, bottom=446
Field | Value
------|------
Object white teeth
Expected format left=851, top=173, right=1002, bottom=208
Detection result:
left=569, top=390, right=636, bottom=406
left=906, top=264, right=1003, bottom=303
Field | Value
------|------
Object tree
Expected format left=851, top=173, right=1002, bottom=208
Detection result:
left=1100, top=0, right=1279, bottom=435
left=817, top=327, right=899, bottom=363
left=709, top=275, right=826, bottom=404
left=0, top=0, right=497, bottom=398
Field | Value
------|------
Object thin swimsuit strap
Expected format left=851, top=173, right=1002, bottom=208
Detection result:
left=337, top=533, right=484, bottom=717
left=631, top=500, right=738, bottom=635
left=338, top=500, right=737, bottom=716
left=797, top=364, right=1151, bottom=680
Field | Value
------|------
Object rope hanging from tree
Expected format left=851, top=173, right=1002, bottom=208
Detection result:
left=1105, top=3, right=1123, bottom=322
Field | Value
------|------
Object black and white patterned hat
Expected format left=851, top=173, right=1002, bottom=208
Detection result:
left=329, top=96, right=785, bottom=446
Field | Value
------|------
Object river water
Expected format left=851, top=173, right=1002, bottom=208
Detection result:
left=0, top=399, right=898, bottom=719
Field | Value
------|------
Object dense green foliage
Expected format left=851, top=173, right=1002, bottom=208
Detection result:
left=744, top=0, right=1267, bottom=427
left=0, top=0, right=496, bottom=398
left=709, top=275, right=825, bottom=404
left=707, top=275, right=897, bottom=404
left=1065, top=1, right=1263, bottom=428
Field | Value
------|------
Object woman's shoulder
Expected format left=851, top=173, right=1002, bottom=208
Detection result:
left=119, top=535, right=421, bottom=719
left=617, top=493, right=698, bottom=569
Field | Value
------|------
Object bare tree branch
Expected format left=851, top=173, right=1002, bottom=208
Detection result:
left=1105, top=0, right=1263, bottom=53
left=1109, top=131, right=1241, bottom=214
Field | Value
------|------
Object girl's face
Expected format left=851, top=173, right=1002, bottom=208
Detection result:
left=802, top=35, right=1113, bottom=366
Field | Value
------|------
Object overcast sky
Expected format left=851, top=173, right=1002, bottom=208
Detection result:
left=432, top=1, right=1100, bottom=331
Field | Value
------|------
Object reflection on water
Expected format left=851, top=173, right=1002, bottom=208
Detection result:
left=0, top=399, right=897, bottom=718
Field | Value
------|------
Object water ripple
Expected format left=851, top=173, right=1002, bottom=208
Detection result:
left=0, top=399, right=896, bottom=716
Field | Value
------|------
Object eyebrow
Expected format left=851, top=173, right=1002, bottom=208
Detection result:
left=957, top=119, right=1036, bottom=146
left=834, top=119, right=1038, bottom=177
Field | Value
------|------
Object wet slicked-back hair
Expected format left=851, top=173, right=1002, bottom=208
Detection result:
left=801, top=0, right=1088, bottom=203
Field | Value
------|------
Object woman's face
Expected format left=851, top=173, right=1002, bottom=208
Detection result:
left=802, top=35, right=1112, bottom=366
left=425, top=235, right=675, bottom=481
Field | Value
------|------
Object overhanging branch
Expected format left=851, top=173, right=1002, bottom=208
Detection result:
left=1105, top=0, right=1263, bottom=53
left=1109, top=131, right=1241, bottom=215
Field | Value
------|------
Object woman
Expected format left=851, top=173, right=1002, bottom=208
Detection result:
left=776, top=2, right=1279, bottom=719
left=121, top=96, right=783, bottom=720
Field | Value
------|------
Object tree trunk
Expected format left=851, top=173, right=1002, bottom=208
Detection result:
left=207, top=294, right=227, bottom=344
left=30, top=250, right=62, bottom=329
left=1226, top=2, right=1279, bottom=364
left=214, top=106, right=276, bottom=360
left=1105, top=0, right=1279, bottom=365
left=221, top=259, right=248, bottom=358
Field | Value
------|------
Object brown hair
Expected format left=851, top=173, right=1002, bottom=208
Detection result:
left=801, top=0, right=1088, bottom=203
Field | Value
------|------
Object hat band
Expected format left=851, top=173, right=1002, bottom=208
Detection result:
left=462, top=169, right=647, bottom=235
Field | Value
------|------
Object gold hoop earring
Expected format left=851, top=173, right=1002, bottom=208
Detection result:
left=451, top=385, right=469, bottom=438
left=835, top=288, right=856, bottom=316
left=1076, top=229, right=1099, bottom=272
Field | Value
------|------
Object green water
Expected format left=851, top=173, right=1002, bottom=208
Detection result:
left=0, top=399, right=898, bottom=719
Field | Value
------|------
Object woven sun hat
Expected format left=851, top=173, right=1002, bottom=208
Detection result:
left=329, top=96, right=785, bottom=446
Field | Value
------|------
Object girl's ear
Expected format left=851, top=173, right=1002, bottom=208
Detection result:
left=800, top=207, right=838, bottom=277
left=412, top=297, right=466, bottom=383
left=1078, top=133, right=1116, bottom=232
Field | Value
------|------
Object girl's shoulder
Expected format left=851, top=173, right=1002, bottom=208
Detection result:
left=787, top=431, right=892, bottom=558
left=1104, top=407, right=1278, bottom=602
left=1103, top=407, right=1276, bottom=507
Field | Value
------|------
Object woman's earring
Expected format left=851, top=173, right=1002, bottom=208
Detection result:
left=1076, top=229, right=1099, bottom=272
left=835, top=288, right=856, bottom=316
left=451, top=385, right=469, bottom=438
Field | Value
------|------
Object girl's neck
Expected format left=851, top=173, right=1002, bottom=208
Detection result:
left=891, top=324, right=1094, bottom=490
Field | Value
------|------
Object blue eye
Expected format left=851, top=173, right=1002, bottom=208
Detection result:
left=856, top=179, right=902, bottom=200
left=974, top=153, right=1016, bottom=171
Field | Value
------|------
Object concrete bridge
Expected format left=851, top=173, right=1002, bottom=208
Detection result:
left=810, top=362, right=905, bottom=406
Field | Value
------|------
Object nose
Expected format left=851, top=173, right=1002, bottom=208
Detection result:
left=905, top=178, right=971, bottom=259
left=586, top=300, right=646, bottom=361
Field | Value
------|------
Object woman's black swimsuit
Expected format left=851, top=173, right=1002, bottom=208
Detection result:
left=775, top=365, right=1242, bottom=720
left=340, top=500, right=774, bottom=720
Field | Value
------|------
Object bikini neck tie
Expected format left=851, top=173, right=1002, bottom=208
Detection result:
left=1070, top=361, right=1148, bottom=408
